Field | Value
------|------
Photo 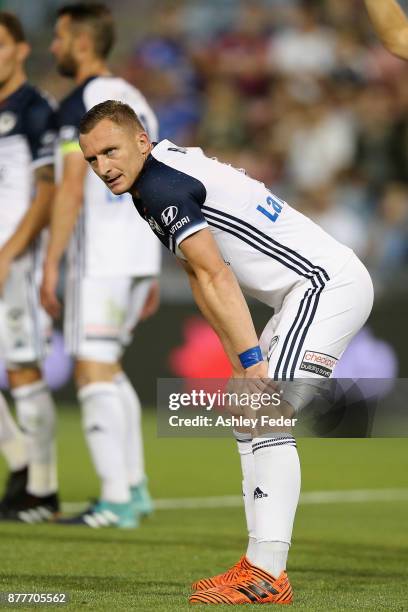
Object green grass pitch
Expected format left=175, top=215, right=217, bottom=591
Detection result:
left=0, top=406, right=407, bottom=610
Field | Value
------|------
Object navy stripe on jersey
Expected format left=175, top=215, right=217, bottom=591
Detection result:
left=200, top=206, right=329, bottom=380
left=204, top=214, right=312, bottom=280
left=202, top=205, right=330, bottom=282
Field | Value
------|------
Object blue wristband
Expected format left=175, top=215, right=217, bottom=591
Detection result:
left=239, top=346, right=263, bottom=369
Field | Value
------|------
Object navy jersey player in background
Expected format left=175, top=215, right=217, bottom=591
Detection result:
left=365, top=0, right=408, bottom=59
left=0, top=13, right=59, bottom=522
left=40, top=4, right=161, bottom=528
left=78, top=100, right=374, bottom=605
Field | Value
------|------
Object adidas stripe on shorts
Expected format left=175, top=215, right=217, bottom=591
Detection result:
left=259, top=252, right=374, bottom=381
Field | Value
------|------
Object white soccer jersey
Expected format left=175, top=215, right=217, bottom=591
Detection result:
left=0, top=83, right=56, bottom=363
left=58, top=76, right=161, bottom=277
left=0, top=82, right=56, bottom=248
left=132, top=140, right=354, bottom=311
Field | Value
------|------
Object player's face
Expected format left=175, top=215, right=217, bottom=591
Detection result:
left=80, top=119, right=150, bottom=195
left=0, top=26, right=27, bottom=88
left=50, top=15, right=78, bottom=78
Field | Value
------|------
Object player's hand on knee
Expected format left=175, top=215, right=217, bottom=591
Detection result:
left=243, top=360, right=270, bottom=395
left=244, top=360, right=269, bottom=381
left=225, top=377, right=246, bottom=416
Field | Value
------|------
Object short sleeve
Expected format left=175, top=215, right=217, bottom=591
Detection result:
left=57, top=93, right=86, bottom=156
left=137, top=158, right=208, bottom=249
left=25, top=96, right=57, bottom=169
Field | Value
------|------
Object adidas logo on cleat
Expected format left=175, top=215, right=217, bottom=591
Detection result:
left=254, top=487, right=268, bottom=499
left=189, top=566, right=293, bottom=605
left=83, top=509, right=119, bottom=528
left=18, top=506, right=54, bottom=523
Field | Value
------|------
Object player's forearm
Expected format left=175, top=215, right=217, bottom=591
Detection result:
left=188, top=271, right=244, bottom=374
left=46, top=184, right=82, bottom=265
left=195, top=265, right=259, bottom=358
left=1, top=193, right=51, bottom=260
left=365, top=0, right=408, bottom=58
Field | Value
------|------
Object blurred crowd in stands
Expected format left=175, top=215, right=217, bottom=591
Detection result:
left=7, top=0, right=408, bottom=294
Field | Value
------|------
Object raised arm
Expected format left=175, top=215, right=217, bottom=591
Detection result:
left=179, top=228, right=268, bottom=379
left=365, top=0, right=408, bottom=59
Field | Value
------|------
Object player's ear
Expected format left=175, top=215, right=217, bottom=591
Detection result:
left=17, top=41, right=31, bottom=63
left=136, top=131, right=150, bottom=154
left=73, top=29, right=91, bottom=58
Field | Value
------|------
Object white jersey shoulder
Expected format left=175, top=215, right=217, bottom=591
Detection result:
left=83, top=76, right=158, bottom=141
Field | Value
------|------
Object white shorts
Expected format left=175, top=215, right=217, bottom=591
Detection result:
left=0, top=252, right=52, bottom=366
left=64, top=273, right=153, bottom=363
left=260, top=253, right=374, bottom=381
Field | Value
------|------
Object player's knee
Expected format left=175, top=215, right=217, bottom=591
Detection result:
left=74, top=359, right=119, bottom=388
left=245, top=399, right=295, bottom=438
left=13, top=380, right=56, bottom=445
left=281, top=380, right=326, bottom=413
left=7, top=365, right=42, bottom=389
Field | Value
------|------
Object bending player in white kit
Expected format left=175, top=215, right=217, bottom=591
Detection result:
left=40, top=4, right=161, bottom=528
left=78, top=100, right=374, bottom=603
left=0, top=12, right=59, bottom=522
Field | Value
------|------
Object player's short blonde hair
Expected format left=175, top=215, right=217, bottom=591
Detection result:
left=79, top=100, right=145, bottom=135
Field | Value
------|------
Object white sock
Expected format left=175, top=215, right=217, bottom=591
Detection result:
left=114, top=372, right=145, bottom=488
left=251, top=541, right=289, bottom=578
left=234, top=430, right=256, bottom=558
left=0, top=392, right=27, bottom=471
left=13, top=381, right=57, bottom=496
left=79, top=382, right=130, bottom=503
left=249, top=434, right=301, bottom=577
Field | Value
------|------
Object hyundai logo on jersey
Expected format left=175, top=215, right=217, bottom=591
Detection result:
left=161, top=205, right=179, bottom=226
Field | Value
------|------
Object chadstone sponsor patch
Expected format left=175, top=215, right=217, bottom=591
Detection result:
left=299, top=350, right=337, bottom=378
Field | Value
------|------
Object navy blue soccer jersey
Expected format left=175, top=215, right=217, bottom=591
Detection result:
left=132, top=140, right=354, bottom=310
left=0, top=82, right=57, bottom=246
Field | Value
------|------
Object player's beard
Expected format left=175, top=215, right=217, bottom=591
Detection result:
left=56, top=52, right=78, bottom=78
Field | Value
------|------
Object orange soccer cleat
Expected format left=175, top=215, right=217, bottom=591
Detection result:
left=191, top=555, right=251, bottom=592
left=189, top=562, right=293, bottom=605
